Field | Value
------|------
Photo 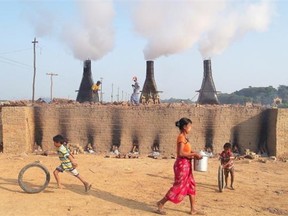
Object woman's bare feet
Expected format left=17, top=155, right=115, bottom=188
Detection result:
left=190, top=209, right=205, bottom=215
left=157, top=201, right=164, bottom=210
left=155, top=201, right=166, bottom=215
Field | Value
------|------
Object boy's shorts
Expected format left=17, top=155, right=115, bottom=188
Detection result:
left=224, top=166, right=234, bottom=175
left=56, top=166, right=79, bottom=176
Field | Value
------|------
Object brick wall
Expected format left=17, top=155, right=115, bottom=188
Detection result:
left=275, top=109, right=288, bottom=157
left=1, top=104, right=287, bottom=156
left=1, top=106, right=35, bottom=153
left=0, top=108, right=2, bottom=145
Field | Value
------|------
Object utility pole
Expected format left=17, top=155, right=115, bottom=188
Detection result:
left=46, top=73, right=58, bottom=102
left=117, top=87, right=120, bottom=102
left=111, top=83, right=114, bottom=102
left=32, top=37, right=38, bottom=104
left=100, top=77, right=103, bottom=103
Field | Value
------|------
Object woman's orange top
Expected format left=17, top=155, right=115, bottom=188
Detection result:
left=177, top=133, right=192, bottom=154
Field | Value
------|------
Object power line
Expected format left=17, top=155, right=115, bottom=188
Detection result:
left=0, top=48, right=32, bottom=55
left=0, top=56, right=32, bottom=68
left=0, top=47, right=33, bottom=69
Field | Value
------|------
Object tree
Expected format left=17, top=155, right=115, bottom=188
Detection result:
left=277, top=85, right=288, bottom=103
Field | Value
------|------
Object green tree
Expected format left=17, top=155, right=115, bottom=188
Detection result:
left=277, top=85, right=288, bottom=103
left=234, top=86, right=277, bottom=104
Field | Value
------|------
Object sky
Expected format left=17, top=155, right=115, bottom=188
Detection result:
left=0, top=0, right=288, bottom=102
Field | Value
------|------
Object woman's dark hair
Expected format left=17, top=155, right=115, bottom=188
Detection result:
left=175, top=117, right=192, bottom=131
left=53, top=134, right=65, bottom=144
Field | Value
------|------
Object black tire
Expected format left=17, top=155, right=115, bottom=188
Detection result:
left=218, top=165, right=224, bottom=192
left=18, top=162, right=50, bottom=194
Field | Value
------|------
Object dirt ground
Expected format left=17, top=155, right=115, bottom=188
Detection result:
left=0, top=152, right=287, bottom=216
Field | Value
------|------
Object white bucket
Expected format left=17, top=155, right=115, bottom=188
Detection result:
left=193, top=151, right=208, bottom=172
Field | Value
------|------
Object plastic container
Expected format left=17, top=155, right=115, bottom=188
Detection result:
left=193, top=150, right=208, bottom=172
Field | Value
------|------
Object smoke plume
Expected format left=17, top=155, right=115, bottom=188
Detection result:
left=23, top=3, right=56, bottom=37
left=61, top=0, right=115, bottom=61
left=24, top=0, right=115, bottom=61
left=28, top=10, right=55, bottom=37
left=133, top=0, right=275, bottom=60
left=199, top=1, right=275, bottom=59
left=133, top=0, right=226, bottom=60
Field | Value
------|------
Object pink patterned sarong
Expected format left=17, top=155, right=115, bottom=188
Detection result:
left=165, top=157, right=196, bottom=204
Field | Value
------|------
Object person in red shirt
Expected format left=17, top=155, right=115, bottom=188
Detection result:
left=156, top=117, right=205, bottom=215
left=220, top=142, right=235, bottom=190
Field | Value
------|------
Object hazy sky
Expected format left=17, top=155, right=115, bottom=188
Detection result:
left=0, top=0, right=287, bottom=102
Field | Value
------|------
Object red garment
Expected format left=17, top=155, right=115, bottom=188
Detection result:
left=220, top=150, right=234, bottom=169
left=165, top=157, right=196, bottom=204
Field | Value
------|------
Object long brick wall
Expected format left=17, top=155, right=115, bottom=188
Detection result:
left=1, top=105, right=287, bottom=156
left=0, top=108, right=2, bottom=149
left=275, top=109, right=288, bottom=156
left=1, top=107, right=35, bottom=153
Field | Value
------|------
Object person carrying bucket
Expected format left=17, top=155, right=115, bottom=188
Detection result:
left=155, top=117, right=205, bottom=215
left=194, top=150, right=209, bottom=172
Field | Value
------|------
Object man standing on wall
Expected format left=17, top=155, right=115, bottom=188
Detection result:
left=130, top=76, right=140, bottom=105
left=91, top=81, right=101, bottom=103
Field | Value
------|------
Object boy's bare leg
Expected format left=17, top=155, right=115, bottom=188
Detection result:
left=224, top=171, right=229, bottom=188
left=53, top=170, right=62, bottom=189
left=76, top=175, right=91, bottom=192
left=230, top=169, right=235, bottom=190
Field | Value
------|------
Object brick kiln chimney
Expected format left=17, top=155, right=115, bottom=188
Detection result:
left=140, top=61, right=160, bottom=104
left=197, top=59, right=219, bottom=105
left=76, top=60, right=94, bottom=103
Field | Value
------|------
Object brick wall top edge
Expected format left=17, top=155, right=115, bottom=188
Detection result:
left=0, top=104, right=272, bottom=111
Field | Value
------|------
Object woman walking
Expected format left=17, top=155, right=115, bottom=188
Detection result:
left=156, top=117, right=205, bottom=215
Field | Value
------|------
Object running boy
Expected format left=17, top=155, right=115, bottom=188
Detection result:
left=53, top=134, right=91, bottom=192
left=220, top=142, right=235, bottom=190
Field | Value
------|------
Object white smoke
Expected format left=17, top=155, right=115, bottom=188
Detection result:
left=133, top=0, right=227, bottom=60
left=24, top=0, right=115, bottom=61
left=23, top=3, right=56, bottom=37
left=199, top=0, right=275, bottom=59
left=25, top=0, right=274, bottom=61
left=61, top=0, right=115, bottom=61
left=133, top=0, right=275, bottom=60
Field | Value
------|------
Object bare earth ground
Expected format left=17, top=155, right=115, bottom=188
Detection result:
left=0, top=153, right=287, bottom=216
